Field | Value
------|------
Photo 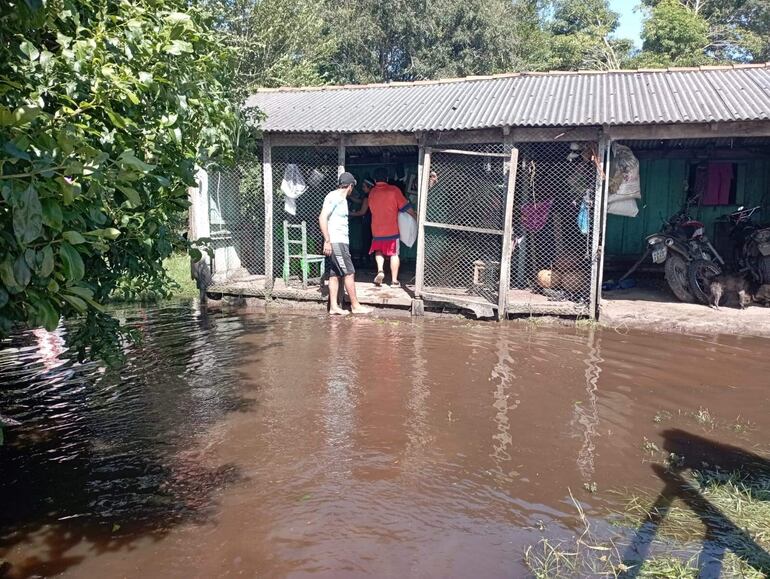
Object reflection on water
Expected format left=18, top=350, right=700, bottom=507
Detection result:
left=1, top=304, right=770, bottom=578
left=572, top=329, right=602, bottom=483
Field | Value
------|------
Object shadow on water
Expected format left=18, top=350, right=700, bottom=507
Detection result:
left=622, top=429, right=770, bottom=578
left=0, top=302, right=273, bottom=578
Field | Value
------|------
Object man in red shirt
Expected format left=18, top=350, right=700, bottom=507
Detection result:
left=363, top=167, right=417, bottom=287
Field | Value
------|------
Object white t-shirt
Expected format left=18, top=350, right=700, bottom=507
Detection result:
left=321, top=189, right=349, bottom=244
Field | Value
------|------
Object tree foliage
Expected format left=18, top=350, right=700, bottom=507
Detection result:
left=207, top=0, right=336, bottom=93
left=638, top=0, right=769, bottom=66
left=547, top=0, right=633, bottom=70
left=0, top=0, right=237, bottom=358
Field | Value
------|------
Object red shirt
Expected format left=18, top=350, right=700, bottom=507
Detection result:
left=368, top=182, right=410, bottom=239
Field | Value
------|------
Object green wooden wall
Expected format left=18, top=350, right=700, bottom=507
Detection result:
left=605, top=157, right=770, bottom=258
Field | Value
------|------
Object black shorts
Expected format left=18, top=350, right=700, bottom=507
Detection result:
left=327, top=243, right=355, bottom=277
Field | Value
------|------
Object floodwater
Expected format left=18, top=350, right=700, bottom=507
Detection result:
left=1, top=303, right=769, bottom=578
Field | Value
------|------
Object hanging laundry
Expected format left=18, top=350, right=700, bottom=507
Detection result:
left=281, top=163, right=306, bottom=216
left=702, top=162, right=733, bottom=206
left=521, top=199, right=553, bottom=232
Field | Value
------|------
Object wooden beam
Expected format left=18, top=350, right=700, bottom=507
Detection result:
left=264, top=122, right=770, bottom=148
left=337, top=136, right=346, bottom=176
left=594, top=137, right=612, bottom=320
left=415, top=147, right=432, bottom=297
left=607, top=121, right=770, bottom=141
left=589, top=137, right=608, bottom=320
left=511, top=126, right=601, bottom=143
left=423, top=221, right=503, bottom=236
left=427, top=128, right=505, bottom=145
left=267, top=132, right=418, bottom=147
left=498, top=147, right=519, bottom=320
left=633, top=148, right=770, bottom=160
left=431, top=148, right=510, bottom=158
left=262, top=136, right=274, bottom=291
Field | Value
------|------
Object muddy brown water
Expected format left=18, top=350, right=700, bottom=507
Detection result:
left=1, top=303, right=769, bottom=578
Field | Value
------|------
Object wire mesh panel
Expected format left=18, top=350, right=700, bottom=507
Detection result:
left=507, top=140, right=601, bottom=315
left=207, top=153, right=265, bottom=283
left=422, top=144, right=510, bottom=310
left=271, top=146, right=338, bottom=280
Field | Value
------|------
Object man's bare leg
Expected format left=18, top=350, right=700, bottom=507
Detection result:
left=374, top=253, right=385, bottom=285
left=389, top=255, right=400, bottom=286
left=344, top=274, right=371, bottom=314
left=328, top=275, right=348, bottom=315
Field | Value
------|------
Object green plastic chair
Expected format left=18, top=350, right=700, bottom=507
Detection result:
left=283, top=220, right=325, bottom=289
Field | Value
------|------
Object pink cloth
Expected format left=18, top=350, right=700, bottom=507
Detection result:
left=703, top=163, right=733, bottom=206
left=521, top=199, right=553, bottom=232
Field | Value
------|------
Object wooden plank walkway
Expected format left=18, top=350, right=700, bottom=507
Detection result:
left=207, top=275, right=587, bottom=316
left=208, top=274, right=415, bottom=307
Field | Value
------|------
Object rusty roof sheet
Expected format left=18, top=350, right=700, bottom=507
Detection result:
left=245, top=65, right=770, bottom=134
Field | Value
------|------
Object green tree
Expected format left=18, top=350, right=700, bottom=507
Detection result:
left=0, top=0, right=238, bottom=359
left=321, top=0, right=553, bottom=83
left=636, top=0, right=712, bottom=66
left=207, top=0, right=337, bottom=92
left=547, top=0, right=633, bottom=70
left=638, top=0, right=769, bottom=66
left=321, top=0, right=422, bottom=83
left=410, top=0, right=552, bottom=79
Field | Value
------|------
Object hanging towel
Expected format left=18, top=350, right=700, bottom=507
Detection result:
left=521, top=199, right=553, bottom=232
left=703, top=163, right=733, bottom=206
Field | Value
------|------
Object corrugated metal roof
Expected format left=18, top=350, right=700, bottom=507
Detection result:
left=245, top=65, right=770, bottom=134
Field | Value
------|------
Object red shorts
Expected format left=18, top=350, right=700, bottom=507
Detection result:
left=369, top=238, right=399, bottom=257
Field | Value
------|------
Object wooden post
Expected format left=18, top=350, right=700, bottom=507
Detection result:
left=593, top=136, right=612, bottom=320
left=263, top=136, right=274, bottom=291
left=337, top=137, right=346, bottom=176
left=498, top=148, right=519, bottom=320
left=588, top=137, right=608, bottom=319
left=414, top=147, right=432, bottom=297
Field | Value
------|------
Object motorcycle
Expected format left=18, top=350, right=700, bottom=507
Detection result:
left=687, top=206, right=770, bottom=304
left=619, top=200, right=724, bottom=303
left=712, top=206, right=770, bottom=285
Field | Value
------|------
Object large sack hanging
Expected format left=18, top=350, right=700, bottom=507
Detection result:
left=398, top=212, right=418, bottom=247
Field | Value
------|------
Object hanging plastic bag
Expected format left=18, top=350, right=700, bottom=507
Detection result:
left=608, top=198, right=639, bottom=218
left=608, top=144, right=641, bottom=201
left=307, top=168, right=325, bottom=187
left=398, top=212, right=418, bottom=247
left=280, top=164, right=306, bottom=198
left=280, top=164, right=306, bottom=216
left=577, top=200, right=590, bottom=235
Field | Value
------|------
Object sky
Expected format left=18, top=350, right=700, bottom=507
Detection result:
left=609, top=0, right=644, bottom=48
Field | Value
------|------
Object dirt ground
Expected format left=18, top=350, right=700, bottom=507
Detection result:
left=601, top=287, right=770, bottom=339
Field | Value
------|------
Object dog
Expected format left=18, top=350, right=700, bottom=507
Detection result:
left=708, top=273, right=752, bottom=310
left=755, top=284, right=770, bottom=307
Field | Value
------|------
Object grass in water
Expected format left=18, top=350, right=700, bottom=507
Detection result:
left=110, top=253, right=199, bottom=302
left=525, top=467, right=770, bottom=578
left=162, top=253, right=198, bottom=299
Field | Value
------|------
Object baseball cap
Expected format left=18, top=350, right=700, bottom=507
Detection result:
left=338, top=172, right=357, bottom=186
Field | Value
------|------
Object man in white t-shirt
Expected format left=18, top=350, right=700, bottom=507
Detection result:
left=319, top=172, right=372, bottom=316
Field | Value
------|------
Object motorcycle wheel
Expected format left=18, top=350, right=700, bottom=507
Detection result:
left=664, top=254, right=696, bottom=303
left=688, top=259, right=722, bottom=304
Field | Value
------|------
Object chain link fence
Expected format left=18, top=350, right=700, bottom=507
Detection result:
left=207, top=153, right=264, bottom=284
left=422, top=143, right=510, bottom=308
left=508, top=140, right=601, bottom=315
left=271, top=146, right=338, bottom=283
left=200, top=139, right=603, bottom=316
